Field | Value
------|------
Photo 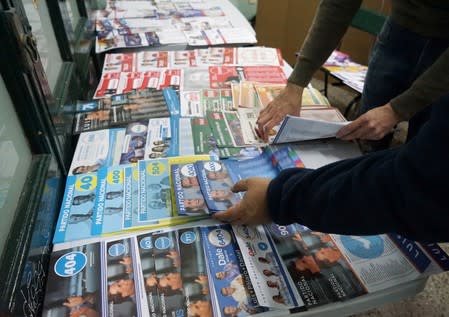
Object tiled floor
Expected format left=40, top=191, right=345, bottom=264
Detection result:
left=312, top=77, right=449, bottom=316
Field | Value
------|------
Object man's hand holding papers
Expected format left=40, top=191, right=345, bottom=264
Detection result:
left=256, top=83, right=304, bottom=142
left=336, top=103, right=401, bottom=140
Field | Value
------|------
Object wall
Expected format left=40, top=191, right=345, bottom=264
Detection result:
left=255, top=0, right=390, bottom=68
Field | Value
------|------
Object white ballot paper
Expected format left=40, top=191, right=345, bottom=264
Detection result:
left=272, top=115, right=350, bottom=143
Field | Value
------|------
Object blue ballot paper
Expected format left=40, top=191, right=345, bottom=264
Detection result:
left=172, top=163, right=210, bottom=216
left=194, top=160, right=242, bottom=212
left=193, top=146, right=304, bottom=212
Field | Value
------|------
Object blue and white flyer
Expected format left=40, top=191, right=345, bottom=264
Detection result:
left=105, top=237, right=148, bottom=317
left=42, top=243, right=103, bottom=317
left=264, top=223, right=367, bottom=308
left=232, top=225, right=301, bottom=309
left=69, top=128, right=125, bottom=175
left=138, top=159, right=172, bottom=222
left=136, top=233, right=160, bottom=317
left=223, top=146, right=305, bottom=182
left=92, top=165, right=126, bottom=236
left=120, top=121, right=150, bottom=165
left=172, top=163, right=209, bottom=216
left=151, top=230, right=186, bottom=317
left=124, top=165, right=163, bottom=230
left=177, top=227, right=213, bottom=316
left=123, top=165, right=138, bottom=229
left=201, top=224, right=266, bottom=316
left=53, top=174, right=98, bottom=243
left=223, top=152, right=279, bottom=182
left=145, top=118, right=179, bottom=159
left=194, top=161, right=240, bottom=212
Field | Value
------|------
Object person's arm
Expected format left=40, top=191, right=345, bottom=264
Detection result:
left=268, top=100, right=449, bottom=242
left=337, top=48, right=449, bottom=141
left=215, top=99, right=449, bottom=241
left=288, top=0, right=362, bottom=87
left=257, top=0, right=362, bottom=141
left=390, top=47, right=449, bottom=120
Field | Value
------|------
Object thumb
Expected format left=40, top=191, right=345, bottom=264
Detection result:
left=336, top=119, right=359, bottom=138
left=231, top=179, right=249, bottom=193
left=212, top=204, right=241, bottom=223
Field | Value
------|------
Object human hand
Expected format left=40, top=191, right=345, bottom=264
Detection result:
left=63, top=296, right=84, bottom=308
left=195, top=274, right=209, bottom=285
left=336, top=103, right=401, bottom=140
left=146, top=274, right=158, bottom=288
left=292, top=233, right=303, bottom=242
left=120, top=256, right=131, bottom=266
left=166, top=250, right=181, bottom=268
left=120, top=256, right=133, bottom=273
left=195, top=274, right=210, bottom=294
left=292, top=233, right=308, bottom=250
left=212, top=178, right=272, bottom=225
left=256, top=83, right=304, bottom=142
left=69, top=307, right=99, bottom=317
left=311, top=231, right=332, bottom=243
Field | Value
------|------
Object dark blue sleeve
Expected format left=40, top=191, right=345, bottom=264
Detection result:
left=267, top=101, right=449, bottom=242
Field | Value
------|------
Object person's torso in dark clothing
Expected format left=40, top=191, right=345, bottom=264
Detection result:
left=391, top=0, right=449, bottom=39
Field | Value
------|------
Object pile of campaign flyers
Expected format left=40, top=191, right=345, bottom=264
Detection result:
left=54, top=146, right=301, bottom=244
left=172, top=146, right=304, bottom=214
left=43, top=221, right=449, bottom=317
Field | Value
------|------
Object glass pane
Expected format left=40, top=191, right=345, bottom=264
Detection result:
left=0, top=74, right=33, bottom=253
left=67, top=0, right=81, bottom=30
left=23, top=1, right=63, bottom=92
left=59, top=1, right=76, bottom=47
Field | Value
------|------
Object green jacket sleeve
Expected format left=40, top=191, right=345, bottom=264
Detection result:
left=390, top=47, right=449, bottom=120
left=288, top=0, right=362, bottom=87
